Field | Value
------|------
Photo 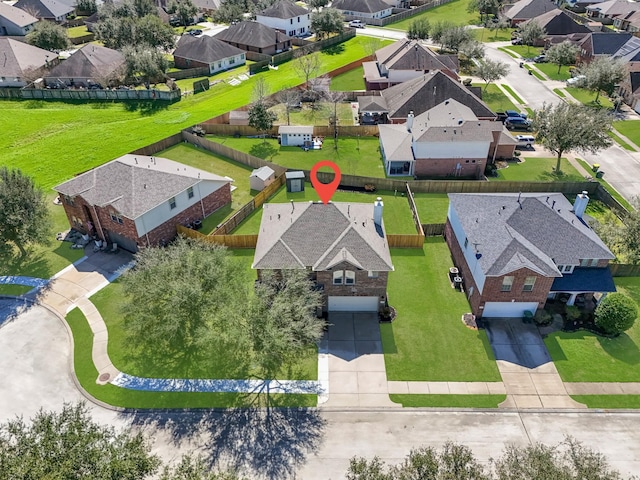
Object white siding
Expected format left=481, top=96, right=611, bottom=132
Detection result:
left=209, top=53, right=246, bottom=74
left=413, top=140, right=489, bottom=159
left=341, top=8, right=392, bottom=19
left=256, top=14, right=310, bottom=36
left=447, top=203, right=486, bottom=292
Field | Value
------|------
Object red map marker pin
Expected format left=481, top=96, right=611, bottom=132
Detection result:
left=310, top=160, right=341, bottom=204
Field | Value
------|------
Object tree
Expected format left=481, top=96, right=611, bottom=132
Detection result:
left=248, top=102, right=278, bottom=142
left=488, top=16, right=510, bottom=40
left=363, top=37, right=382, bottom=61
left=160, top=455, right=245, bottom=480
left=293, top=50, right=322, bottom=88
left=277, top=88, right=302, bottom=125
left=307, top=0, right=329, bottom=10
left=122, top=46, right=168, bottom=84
left=0, top=167, right=50, bottom=258
left=519, top=20, right=545, bottom=53
left=440, top=25, right=473, bottom=53
left=622, top=197, right=640, bottom=264
left=168, top=0, right=198, bottom=27
left=407, top=18, right=430, bottom=40
left=595, top=292, right=638, bottom=335
left=252, top=76, right=270, bottom=104
left=212, top=0, right=247, bottom=23
left=546, top=41, right=579, bottom=75
left=580, top=56, right=627, bottom=103
left=467, top=0, right=499, bottom=24
left=77, top=0, right=97, bottom=14
left=311, top=7, right=344, bottom=40
left=121, top=237, right=247, bottom=354
left=430, top=20, right=453, bottom=48
left=475, top=58, right=509, bottom=91
left=26, top=21, right=70, bottom=51
left=459, top=40, right=485, bottom=60
left=532, top=102, right=612, bottom=173
left=0, top=403, right=161, bottom=479
left=324, top=89, right=345, bottom=147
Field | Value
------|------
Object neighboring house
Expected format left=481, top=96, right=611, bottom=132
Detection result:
left=613, top=8, right=640, bottom=31
left=249, top=166, right=276, bottom=191
left=53, top=154, right=233, bottom=252
left=256, top=0, right=310, bottom=37
left=577, top=31, right=633, bottom=63
left=13, top=0, right=73, bottom=21
left=331, top=0, right=393, bottom=22
left=0, top=2, right=38, bottom=35
left=173, top=35, right=246, bottom=74
left=445, top=192, right=616, bottom=318
left=192, top=0, right=221, bottom=15
left=520, top=9, right=590, bottom=45
left=503, top=0, right=558, bottom=26
left=363, top=39, right=459, bottom=90
left=378, top=98, right=516, bottom=178
left=586, top=0, right=640, bottom=21
left=215, top=21, right=291, bottom=56
left=0, top=37, right=54, bottom=87
left=278, top=125, right=313, bottom=146
left=358, top=70, right=495, bottom=125
left=45, top=44, right=125, bottom=88
left=252, top=199, right=394, bottom=313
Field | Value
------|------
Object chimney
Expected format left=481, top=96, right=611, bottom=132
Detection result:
left=574, top=190, right=589, bottom=218
left=406, top=111, right=414, bottom=132
left=374, top=197, right=383, bottom=226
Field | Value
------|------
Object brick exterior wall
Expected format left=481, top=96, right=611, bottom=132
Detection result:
left=415, top=158, right=484, bottom=179
left=174, top=56, right=209, bottom=70
left=445, top=219, right=552, bottom=317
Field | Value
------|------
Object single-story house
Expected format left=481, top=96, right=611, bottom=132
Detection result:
left=252, top=198, right=394, bottom=313
left=45, top=44, right=125, bottom=88
left=53, top=154, right=233, bottom=252
left=503, top=0, right=558, bottom=26
left=278, top=125, right=313, bottom=146
left=215, top=21, right=291, bottom=56
left=285, top=171, right=305, bottom=192
left=614, top=9, right=640, bottom=32
left=520, top=9, right=590, bottom=45
left=0, top=38, right=55, bottom=87
left=173, top=35, right=246, bottom=74
left=378, top=98, right=515, bottom=178
left=331, top=0, right=393, bottom=22
left=586, top=0, right=640, bottom=21
left=13, top=0, right=73, bottom=22
left=363, top=39, right=459, bottom=90
left=250, top=166, right=276, bottom=191
left=577, top=31, right=633, bottom=63
left=0, top=2, right=38, bottom=35
left=358, top=70, right=496, bottom=125
left=445, top=192, right=616, bottom=318
left=256, top=0, right=310, bottom=38
left=192, top=0, right=221, bottom=15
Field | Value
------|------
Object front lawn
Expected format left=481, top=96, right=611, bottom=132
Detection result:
left=545, top=276, right=640, bottom=383
left=385, top=0, right=479, bottom=30
left=67, top=25, right=91, bottom=39
left=207, top=135, right=386, bottom=178
left=565, top=87, right=614, bottom=108
left=502, top=45, right=543, bottom=58
left=233, top=183, right=417, bottom=234
left=473, top=84, right=517, bottom=113
left=472, top=28, right=514, bottom=43
left=331, top=67, right=365, bottom=91
left=491, top=157, right=584, bottom=182
left=612, top=120, right=640, bottom=150
left=534, top=63, right=572, bottom=81
left=382, top=239, right=501, bottom=381
left=390, top=394, right=506, bottom=408
left=411, top=193, right=449, bottom=224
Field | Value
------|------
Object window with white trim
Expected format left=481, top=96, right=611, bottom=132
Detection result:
left=169, top=197, right=176, bottom=209
left=333, top=270, right=356, bottom=285
left=523, top=276, right=536, bottom=292
left=580, top=258, right=598, bottom=267
left=333, top=270, right=343, bottom=285
left=368, top=271, right=378, bottom=278
left=501, top=276, right=514, bottom=292
left=187, top=186, right=194, bottom=199
left=110, top=212, right=123, bottom=224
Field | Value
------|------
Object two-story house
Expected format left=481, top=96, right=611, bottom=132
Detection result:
left=256, top=0, right=310, bottom=37
left=445, top=192, right=616, bottom=318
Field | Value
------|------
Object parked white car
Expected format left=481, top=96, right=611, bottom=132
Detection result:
left=348, top=20, right=365, bottom=28
left=515, top=134, right=535, bottom=148
left=566, top=75, right=586, bottom=86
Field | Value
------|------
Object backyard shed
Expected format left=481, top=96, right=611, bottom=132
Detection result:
left=278, top=125, right=313, bottom=146
left=249, top=166, right=276, bottom=191
left=285, top=171, right=305, bottom=192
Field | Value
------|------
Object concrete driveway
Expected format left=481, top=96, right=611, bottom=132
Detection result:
left=484, top=317, right=551, bottom=369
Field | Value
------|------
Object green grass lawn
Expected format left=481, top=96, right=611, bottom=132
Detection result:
left=66, top=25, right=91, bottom=39
left=390, top=394, right=506, bottom=408
left=66, top=307, right=316, bottom=408
left=270, top=102, right=354, bottom=126
left=207, top=135, right=387, bottom=178
left=0, top=285, right=34, bottom=296
left=0, top=35, right=377, bottom=191
left=525, top=65, right=545, bottom=81
left=570, top=395, right=640, bottom=409
left=233, top=183, right=417, bottom=234
left=473, top=84, right=517, bottom=112
left=502, top=45, right=543, bottom=58
left=612, top=120, right=640, bottom=150
left=331, top=67, right=365, bottom=91
left=553, top=88, right=566, bottom=98
left=412, top=193, right=449, bottom=224
left=385, top=0, right=479, bottom=29
left=498, top=47, right=518, bottom=58
left=575, top=158, right=634, bottom=212
left=546, top=277, right=640, bottom=383
left=381, top=239, right=501, bottom=381
left=472, top=28, right=514, bottom=43
left=534, top=63, right=572, bottom=81
left=492, top=157, right=583, bottom=182
left=608, top=129, right=636, bottom=152
left=565, top=87, right=614, bottom=108
left=500, top=84, right=524, bottom=105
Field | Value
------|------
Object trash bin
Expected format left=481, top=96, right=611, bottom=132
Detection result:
left=596, top=170, right=604, bottom=178
left=592, top=163, right=600, bottom=172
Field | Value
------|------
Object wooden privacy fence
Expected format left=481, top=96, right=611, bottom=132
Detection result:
left=422, top=224, right=445, bottom=236
left=387, top=234, right=424, bottom=248
left=178, top=225, right=258, bottom=248
left=167, top=66, right=211, bottom=80
left=609, top=263, right=640, bottom=277
left=405, top=183, right=424, bottom=236
left=595, top=184, right=630, bottom=217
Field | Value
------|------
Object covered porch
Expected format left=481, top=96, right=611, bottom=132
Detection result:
left=546, top=267, right=617, bottom=311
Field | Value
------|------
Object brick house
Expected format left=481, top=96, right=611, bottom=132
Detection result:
left=215, top=21, right=291, bottom=56
left=252, top=199, right=394, bottom=313
left=53, top=154, right=232, bottom=252
left=173, top=35, right=246, bottom=74
left=503, top=0, right=558, bottom=26
left=378, top=98, right=516, bottom=178
left=444, top=192, right=616, bottom=319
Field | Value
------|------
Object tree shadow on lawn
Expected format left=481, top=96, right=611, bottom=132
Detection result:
left=537, top=169, right=583, bottom=183
left=322, top=44, right=345, bottom=56
left=597, top=333, right=640, bottom=365
left=122, top=100, right=169, bottom=116
left=123, top=402, right=326, bottom=479
left=249, top=142, right=280, bottom=160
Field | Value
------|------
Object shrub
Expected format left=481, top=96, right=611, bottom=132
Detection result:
left=565, top=305, right=581, bottom=322
left=595, top=293, right=638, bottom=335
left=534, top=309, right=552, bottom=326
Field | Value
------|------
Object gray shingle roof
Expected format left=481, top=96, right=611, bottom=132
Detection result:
left=215, top=21, right=291, bottom=49
left=173, top=35, right=245, bottom=63
left=378, top=123, right=413, bottom=161
left=586, top=0, right=640, bottom=16
left=505, top=0, right=558, bottom=20
left=332, top=0, right=390, bottom=13
left=253, top=202, right=394, bottom=272
left=14, top=0, right=73, bottom=19
left=53, top=154, right=231, bottom=219
left=47, top=44, right=125, bottom=80
left=448, top=193, right=614, bottom=278
left=0, top=2, right=38, bottom=27
left=0, top=38, right=52, bottom=78
left=521, top=9, right=590, bottom=35
left=375, top=39, right=459, bottom=73
left=258, top=0, right=308, bottom=18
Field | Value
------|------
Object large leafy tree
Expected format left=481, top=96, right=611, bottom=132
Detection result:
left=519, top=20, right=545, bottom=53
left=595, top=292, right=638, bottom=335
left=440, top=25, right=473, bottom=52
left=248, top=102, right=278, bottom=141
left=467, top=0, right=499, bottom=24
left=0, top=403, right=161, bottom=479
left=307, top=0, right=328, bottom=10
left=26, top=21, right=69, bottom=52
left=407, top=18, right=430, bottom=40
left=475, top=58, right=509, bottom=91
left=546, top=41, right=579, bottom=75
left=122, top=45, right=169, bottom=84
left=168, top=0, right=198, bottom=27
left=580, top=56, right=627, bottom=103
left=0, top=167, right=50, bottom=257
left=311, top=7, right=344, bottom=39
left=532, top=102, right=612, bottom=173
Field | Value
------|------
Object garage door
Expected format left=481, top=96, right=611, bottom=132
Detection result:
left=328, top=296, right=378, bottom=312
left=106, top=231, right=138, bottom=253
left=482, top=302, right=538, bottom=318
